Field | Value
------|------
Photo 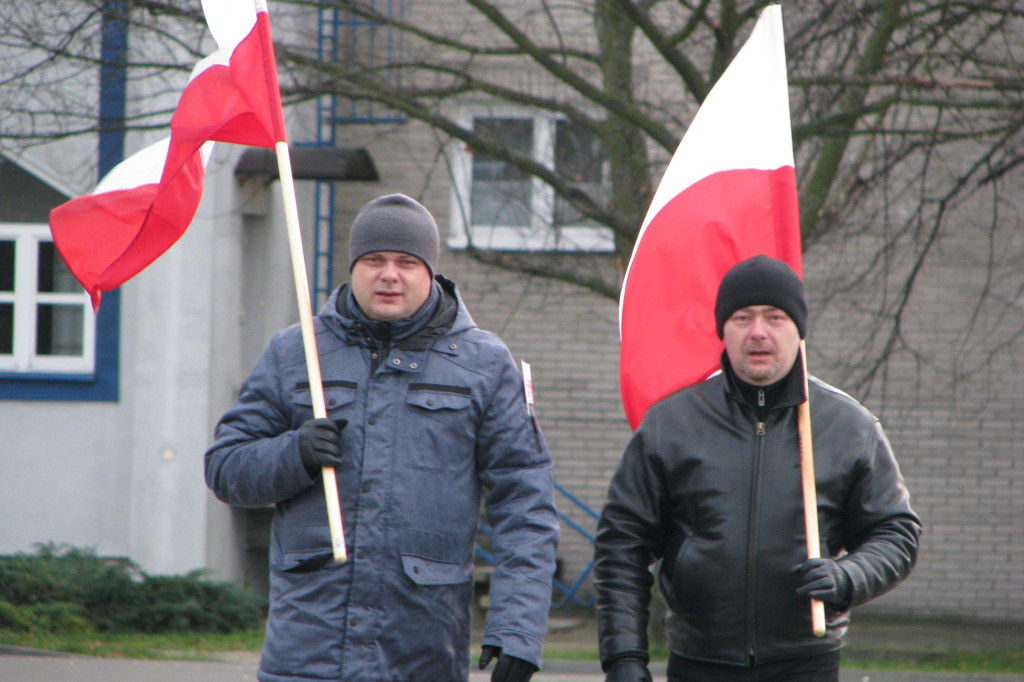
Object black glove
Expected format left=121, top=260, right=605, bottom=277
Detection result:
left=297, top=418, right=347, bottom=477
left=604, top=657, right=653, bottom=682
left=793, top=557, right=852, bottom=606
left=479, top=645, right=538, bottom=682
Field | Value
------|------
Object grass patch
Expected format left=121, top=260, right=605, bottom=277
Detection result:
left=0, top=629, right=264, bottom=660
left=842, top=647, right=1024, bottom=674
left=3, top=626, right=1023, bottom=674
left=525, top=615, right=1024, bottom=675
left=536, top=645, right=603, bottom=661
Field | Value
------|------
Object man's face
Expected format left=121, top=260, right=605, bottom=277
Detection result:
left=350, top=251, right=433, bottom=321
left=722, top=305, right=801, bottom=386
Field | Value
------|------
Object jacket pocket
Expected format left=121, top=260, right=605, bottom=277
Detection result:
left=290, top=380, right=357, bottom=419
left=402, top=385, right=475, bottom=473
left=270, top=497, right=336, bottom=572
left=666, top=536, right=712, bottom=618
left=396, top=528, right=473, bottom=627
left=407, top=383, right=472, bottom=408
left=400, top=555, right=472, bottom=586
left=278, top=547, right=334, bottom=573
left=398, top=554, right=471, bottom=633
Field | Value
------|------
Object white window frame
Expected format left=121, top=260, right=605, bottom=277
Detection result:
left=447, top=107, right=614, bottom=252
left=0, top=223, right=95, bottom=374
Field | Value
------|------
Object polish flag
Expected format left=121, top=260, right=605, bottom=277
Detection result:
left=50, top=0, right=287, bottom=310
left=618, top=5, right=803, bottom=429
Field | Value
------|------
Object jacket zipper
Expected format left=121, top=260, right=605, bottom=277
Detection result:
left=746, top=412, right=766, bottom=663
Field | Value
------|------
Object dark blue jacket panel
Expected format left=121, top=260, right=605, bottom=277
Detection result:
left=206, top=278, right=559, bottom=681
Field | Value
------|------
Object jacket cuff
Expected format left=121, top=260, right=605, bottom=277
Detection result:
left=481, top=629, right=543, bottom=670
left=601, top=652, right=650, bottom=673
left=836, top=558, right=865, bottom=609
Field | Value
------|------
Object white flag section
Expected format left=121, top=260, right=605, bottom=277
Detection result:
left=634, top=6, right=796, bottom=240
left=618, top=4, right=803, bottom=429
left=50, top=0, right=286, bottom=310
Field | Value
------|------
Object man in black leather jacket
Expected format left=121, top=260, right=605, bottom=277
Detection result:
left=595, top=255, right=922, bottom=682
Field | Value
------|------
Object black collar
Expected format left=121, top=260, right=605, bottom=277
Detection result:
left=721, top=349, right=806, bottom=418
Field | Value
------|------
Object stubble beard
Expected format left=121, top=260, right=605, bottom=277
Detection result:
left=737, top=359, right=781, bottom=385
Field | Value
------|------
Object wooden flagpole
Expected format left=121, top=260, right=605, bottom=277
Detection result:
left=797, top=339, right=824, bottom=635
left=274, top=140, right=347, bottom=563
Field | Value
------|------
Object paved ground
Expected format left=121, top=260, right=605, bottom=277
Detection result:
left=1, top=651, right=1021, bottom=682
left=2, top=614, right=1021, bottom=682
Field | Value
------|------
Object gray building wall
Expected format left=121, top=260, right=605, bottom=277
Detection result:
left=804, top=166, right=1024, bottom=621
left=433, top=236, right=1024, bottom=622
left=2, top=1, right=1020, bottom=628
left=324, top=110, right=1023, bottom=622
left=4, top=126, right=1020, bottom=623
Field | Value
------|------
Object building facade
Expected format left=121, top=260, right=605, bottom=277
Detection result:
left=1, top=1, right=1021, bottom=625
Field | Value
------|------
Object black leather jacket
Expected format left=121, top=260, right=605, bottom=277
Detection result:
left=595, top=360, right=921, bottom=668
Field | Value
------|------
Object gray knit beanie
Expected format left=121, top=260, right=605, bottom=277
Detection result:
left=348, top=194, right=440, bottom=274
left=714, top=255, right=808, bottom=339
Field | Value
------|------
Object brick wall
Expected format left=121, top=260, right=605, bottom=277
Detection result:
left=448, top=239, right=1024, bottom=622
left=445, top=254, right=629, bottom=607
left=329, top=124, right=1023, bottom=626
left=804, top=182, right=1024, bottom=621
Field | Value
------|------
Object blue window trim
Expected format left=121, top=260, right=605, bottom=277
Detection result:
left=0, top=289, right=120, bottom=401
left=0, top=4, right=128, bottom=403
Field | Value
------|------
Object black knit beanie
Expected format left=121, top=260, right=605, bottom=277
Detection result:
left=348, top=194, right=440, bottom=274
left=714, top=255, right=807, bottom=339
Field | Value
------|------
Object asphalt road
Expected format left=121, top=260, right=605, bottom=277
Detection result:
left=2, top=649, right=1021, bottom=682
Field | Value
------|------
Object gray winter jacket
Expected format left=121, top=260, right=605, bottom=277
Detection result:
left=595, top=358, right=921, bottom=669
left=206, top=277, right=559, bottom=681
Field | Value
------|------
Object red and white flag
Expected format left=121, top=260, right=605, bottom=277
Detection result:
left=619, top=5, right=803, bottom=429
left=50, top=0, right=287, bottom=310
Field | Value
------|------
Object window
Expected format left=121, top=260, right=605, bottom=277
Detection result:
left=448, top=110, right=613, bottom=251
left=0, top=224, right=95, bottom=374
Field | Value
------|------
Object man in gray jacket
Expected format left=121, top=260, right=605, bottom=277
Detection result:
left=206, top=194, right=560, bottom=682
left=595, top=255, right=921, bottom=682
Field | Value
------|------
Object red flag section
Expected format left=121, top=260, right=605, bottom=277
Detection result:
left=50, top=0, right=286, bottom=310
left=619, top=5, right=803, bottom=429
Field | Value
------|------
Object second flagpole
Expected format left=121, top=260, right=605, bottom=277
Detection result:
left=798, top=340, right=825, bottom=635
left=274, top=140, right=347, bottom=563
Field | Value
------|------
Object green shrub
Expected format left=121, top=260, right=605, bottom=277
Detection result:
left=29, top=602, right=92, bottom=633
left=0, top=600, right=91, bottom=633
left=0, top=544, right=266, bottom=634
left=0, top=601, right=34, bottom=632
